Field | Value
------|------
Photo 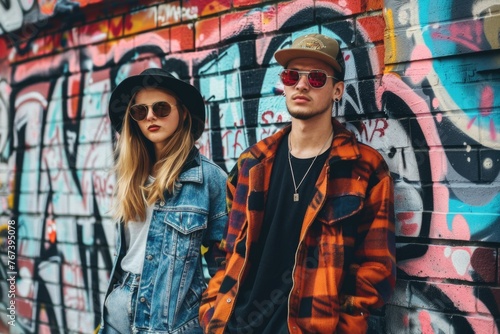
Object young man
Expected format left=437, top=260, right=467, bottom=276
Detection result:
left=200, top=33, right=396, bottom=334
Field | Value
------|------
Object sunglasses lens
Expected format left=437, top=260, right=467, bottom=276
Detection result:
left=130, top=105, right=148, bottom=121
left=129, top=102, right=173, bottom=121
left=152, top=101, right=171, bottom=117
left=280, top=70, right=299, bottom=86
left=280, top=70, right=328, bottom=88
left=308, top=71, right=327, bottom=88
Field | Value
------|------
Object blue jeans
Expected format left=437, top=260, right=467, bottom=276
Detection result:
left=102, top=272, right=140, bottom=334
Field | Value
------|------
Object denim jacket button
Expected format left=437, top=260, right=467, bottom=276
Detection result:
left=140, top=297, right=146, bottom=303
left=146, top=255, right=153, bottom=260
left=160, top=201, right=165, bottom=206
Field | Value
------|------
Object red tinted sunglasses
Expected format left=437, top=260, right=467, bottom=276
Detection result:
left=129, top=101, right=177, bottom=121
left=279, top=69, right=338, bottom=89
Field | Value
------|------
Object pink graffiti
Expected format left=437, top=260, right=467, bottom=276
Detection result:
left=406, top=45, right=433, bottom=85
left=431, top=21, right=483, bottom=52
left=418, top=310, right=434, bottom=334
left=438, top=284, right=498, bottom=333
left=397, top=212, right=419, bottom=236
left=466, top=85, right=496, bottom=141
left=379, top=74, right=447, bottom=183
left=480, top=85, right=494, bottom=115
left=14, top=52, right=80, bottom=82
left=481, top=85, right=496, bottom=141
left=399, top=245, right=474, bottom=281
left=430, top=212, right=471, bottom=240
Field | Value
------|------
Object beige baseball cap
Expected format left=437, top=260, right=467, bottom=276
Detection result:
left=274, top=33, right=345, bottom=80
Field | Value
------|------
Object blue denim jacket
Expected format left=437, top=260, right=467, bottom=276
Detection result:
left=100, top=149, right=228, bottom=333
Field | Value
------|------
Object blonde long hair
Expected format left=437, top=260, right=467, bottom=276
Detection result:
left=112, top=89, right=195, bottom=223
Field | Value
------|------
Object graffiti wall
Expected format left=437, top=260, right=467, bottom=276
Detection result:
left=0, top=0, right=498, bottom=333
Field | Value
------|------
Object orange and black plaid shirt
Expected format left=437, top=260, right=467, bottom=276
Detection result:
left=200, top=119, right=396, bottom=334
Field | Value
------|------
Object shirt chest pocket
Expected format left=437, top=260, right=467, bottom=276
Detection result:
left=317, top=195, right=364, bottom=226
left=162, top=210, right=208, bottom=259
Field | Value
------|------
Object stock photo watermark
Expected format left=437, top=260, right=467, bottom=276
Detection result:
left=6, top=219, right=17, bottom=327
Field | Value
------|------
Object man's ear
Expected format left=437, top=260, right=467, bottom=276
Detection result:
left=332, top=81, right=344, bottom=102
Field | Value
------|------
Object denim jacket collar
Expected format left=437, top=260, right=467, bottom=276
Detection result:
left=179, top=147, right=203, bottom=184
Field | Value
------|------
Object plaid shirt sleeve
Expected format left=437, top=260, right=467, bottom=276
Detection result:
left=337, top=162, right=396, bottom=333
left=199, top=157, right=241, bottom=328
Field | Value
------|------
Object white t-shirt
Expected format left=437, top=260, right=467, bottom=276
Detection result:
left=121, top=176, right=155, bottom=274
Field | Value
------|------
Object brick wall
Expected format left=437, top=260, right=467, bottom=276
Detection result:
left=0, top=0, right=498, bottom=333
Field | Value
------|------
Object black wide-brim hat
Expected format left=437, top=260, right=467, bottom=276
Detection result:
left=108, top=68, right=205, bottom=140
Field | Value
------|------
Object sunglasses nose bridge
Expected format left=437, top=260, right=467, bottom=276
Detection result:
left=294, top=71, right=311, bottom=88
left=139, top=104, right=156, bottom=121
left=140, top=105, right=156, bottom=121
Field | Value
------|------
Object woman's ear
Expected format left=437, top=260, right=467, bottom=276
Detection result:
left=182, top=105, right=188, bottom=121
left=175, top=100, right=187, bottom=122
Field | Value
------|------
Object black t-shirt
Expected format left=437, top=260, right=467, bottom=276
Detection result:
left=227, top=134, right=329, bottom=333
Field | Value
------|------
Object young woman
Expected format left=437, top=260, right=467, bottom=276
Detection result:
left=99, top=68, right=228, bottom=333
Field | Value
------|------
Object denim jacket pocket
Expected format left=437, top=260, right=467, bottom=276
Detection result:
left=165, top=210, right=208, bottom=233
left=162, top=210, right=208, bottom=258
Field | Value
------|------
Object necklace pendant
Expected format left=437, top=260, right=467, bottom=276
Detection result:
left=293, top=193, right=299, bottom=202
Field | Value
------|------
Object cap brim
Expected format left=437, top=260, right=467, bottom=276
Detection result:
left=274, top=48, right=342, bottom=73
left=108, top=74, right=205, bottom=139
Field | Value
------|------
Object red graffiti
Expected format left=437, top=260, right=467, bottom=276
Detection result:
left=359, top=118, right=389, bottom=142
left=262, top=110, right=283, bottom=124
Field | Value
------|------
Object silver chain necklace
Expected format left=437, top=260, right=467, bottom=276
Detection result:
left=288, top=131, right=333, bottom=202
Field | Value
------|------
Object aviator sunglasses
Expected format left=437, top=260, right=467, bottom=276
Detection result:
left=279, top=69, right=338, bottom=89
left=129, top=101, right=177, bottom=121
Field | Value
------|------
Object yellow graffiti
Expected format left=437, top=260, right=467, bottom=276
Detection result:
left=384, top=8, right=397, bottom=74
